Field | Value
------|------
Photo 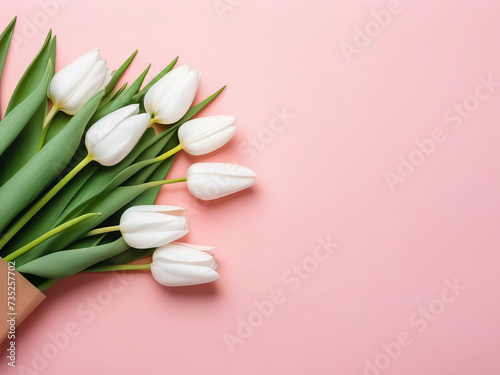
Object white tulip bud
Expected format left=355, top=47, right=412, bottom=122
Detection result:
left=186, top=163, right=256, bottom=200
left=120, top=206, right=188, bottom=249
left=178, top=115, right=236, bottom=155
left=144, top=64, right=200, bottom=124
left=49, top=49, right=112, bottom=115
left=151, top=242, right=219, bottom=287
left=85, top=104, right=149, bottom=166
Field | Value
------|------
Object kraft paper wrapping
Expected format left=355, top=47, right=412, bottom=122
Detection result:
left=0, top=259, right=45, bottom=344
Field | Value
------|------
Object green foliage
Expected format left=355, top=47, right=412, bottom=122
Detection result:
left=0, top=32, right=56, bottom=183
left=0, top=17, right=16, bottom=113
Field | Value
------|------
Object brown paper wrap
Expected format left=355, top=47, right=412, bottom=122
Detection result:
left=0, top=259, right=45, bottom=343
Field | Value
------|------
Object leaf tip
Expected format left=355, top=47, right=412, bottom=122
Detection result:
left=5, top=16, right=17, bottom=33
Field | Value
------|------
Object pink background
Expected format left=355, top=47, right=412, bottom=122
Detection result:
left=2, top=0, right=500, bottom=374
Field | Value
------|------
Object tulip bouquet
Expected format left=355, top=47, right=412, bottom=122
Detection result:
left=0, top=18, right=255, bottom=339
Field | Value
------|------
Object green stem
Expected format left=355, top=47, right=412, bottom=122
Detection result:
left=85, top=264, right=151, bottom=272
left=86, top=225, right=121, bottom=237
left=148, top=117, right=156, bottom=127
left=151, top=143, right=183, bottom=162
left=4, top=213, right=100, bottom=262
left=142, top=176, right=187, bottom=189
left=36, top=105, right=59, bottom=152
left=0, top=153, right=94, bottom=251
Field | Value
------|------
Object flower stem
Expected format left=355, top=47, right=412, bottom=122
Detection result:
left=0, top=153, right=94, bottom=251
left=148, top=117, right=156, bottom=127
left=152, top=144, right=183, bottom=162
left=36, top=105, right=59, bottom=152
left=86, top=225, right=121, bottom=237
left=4, top=213, right=100, bottom=262
left=85, top=264, right=151, bottom=272
left=142, top=177, right=187, bottom=189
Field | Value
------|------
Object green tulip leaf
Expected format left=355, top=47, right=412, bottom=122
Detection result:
left=5, top=31, right=54, bottom=114
left=15, top=183, right=152, bottom=266
left=44, top=111, right=71, bottom=143
left=0, top=32, right=56, bottom=183
left=18, top=238, right=130, bottom=279
left=100, top=82, right=128, bottom=109
left=103, top=49, right=137, bottom=96
left=0, top=61, right=53, bottom=159
left=0, top=17, right=16, bottom=114
left=0, top=163, right=99, bottom=258
left=0, top=91, right=103, bottom=235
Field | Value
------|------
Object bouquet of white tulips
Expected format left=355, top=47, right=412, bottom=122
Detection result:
left=0, top=18, right=255, bottom=341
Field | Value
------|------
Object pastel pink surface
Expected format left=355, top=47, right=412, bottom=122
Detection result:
left=1, top=1, right=500, bottom=374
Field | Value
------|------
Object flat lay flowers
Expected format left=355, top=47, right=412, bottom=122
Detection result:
left=0, top=17, right=255, bottom=340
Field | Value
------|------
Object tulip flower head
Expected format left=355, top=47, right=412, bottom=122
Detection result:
left=120, top=205, right=188, bottom=249
left=85, top=104, right=149, bottom=166
left=178, top=115, right=237, bottom=156
left=187, top=163, right=256, bottom=200
left=151, top=243, right=219, bottom=287
left=49, top=49, right=111, bottom=115
left=145, top=64, right=200, bottom=124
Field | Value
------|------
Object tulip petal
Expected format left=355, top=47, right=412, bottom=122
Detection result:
left=99, top=68, right=113, bottom=91
left=61, top=59, right=108, bottom=115
left=49, top=49, right=100, bottom=107
left=187, top=163, right=257, bottom=178
left=120, top=211, right=187, bottom=232
left=120, top=206, right=188, bottom=249
left=85, top=104, right=139, bottom=149
left=123, top=229, right=189, bottom=249
left=144, top=64, right=200, bottom=124
left=154, top=70, right=199, bottom=124
left=178, top=115, right=235, bottom=142
left=172, top=242, right=216, bottom=252
left=151, top=262, right=219, bottom=287
left=144, top=64, right=189, bottom=116
left=185, top=127, right=236, bottom=155
left=153, top=244, right=216, bottom=267
left=178, top=115, right=236, bottom=155
left=123, top=205, right=186, bottom=214
left=186, top=163, right=256, bottom=200
left=89, top=113, right=149, bottom=166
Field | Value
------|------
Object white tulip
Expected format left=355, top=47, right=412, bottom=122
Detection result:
left=178, top=115, right=236, bottom=155
left=151, top=242, right=219, bottom=287
left=49, top=49, right=112, bottom=115
left=144, top=64, right=200, bottom=124
left=85, top=104, right=149, bottom=166
left=187, top=163, right=256, bottom=200
left=120, top=206, right=188, bottom=249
